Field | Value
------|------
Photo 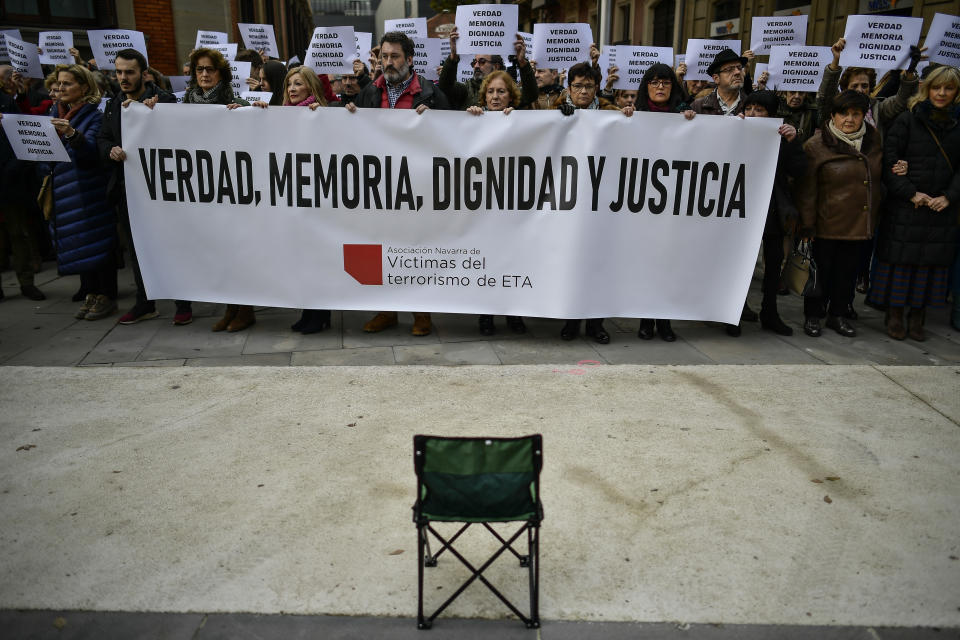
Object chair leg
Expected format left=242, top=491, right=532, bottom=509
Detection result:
left=417, top=525, right=430, bottom=629
left=528, top=524, right=540, bottom=628
left=482, top=522, right=528, bottom=565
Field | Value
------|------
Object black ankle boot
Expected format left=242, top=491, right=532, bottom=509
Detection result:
left=560, top=320, right=580, bottom=340
left=637, top=318, right=655, bottom=340
left=585, top=319, right=610, bottom=344
left=291, top=309, right=310, bottom=332
left=655, top=319, right=676, bottom=342
left=300, top=309, right=331, bottom=334
left=760, top=309, right=793, bottom=336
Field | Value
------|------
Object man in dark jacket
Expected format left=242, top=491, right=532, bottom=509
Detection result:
left=345, top=32, right=449, bottom=336
left=96, top=47, right=186, bottom=326
left=0, top=90, right=46, bottom=301
left=533, top=65, right=563, bottom=110
left=691, top=49, right=749, bottom=117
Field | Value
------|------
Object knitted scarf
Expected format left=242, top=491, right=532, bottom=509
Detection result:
left=565, top=93, right=599, bottom=110
left=293, top=95, right=317, bottom=107
left=827, top=119, right=867, bottom=152
left=185, top=81, right=231, bottom=105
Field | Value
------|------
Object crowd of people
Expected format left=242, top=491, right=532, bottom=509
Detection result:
left=0, top=28, right=958, bottom=345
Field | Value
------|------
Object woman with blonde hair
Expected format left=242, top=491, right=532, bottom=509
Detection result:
left=872, top=65, right=960, bottom=340
left=251, top=65, right=332, bottom=333
left=45, top=64, right=118, bottom=320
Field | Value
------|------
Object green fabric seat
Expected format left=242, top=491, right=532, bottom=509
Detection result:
left=413, top=434, right=543, bottom=629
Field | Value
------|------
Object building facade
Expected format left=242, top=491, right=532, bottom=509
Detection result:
left=1, top=0, right=314, bottom=75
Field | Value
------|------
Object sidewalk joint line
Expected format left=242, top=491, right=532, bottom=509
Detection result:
left=871, top=365, right=960, bottom=429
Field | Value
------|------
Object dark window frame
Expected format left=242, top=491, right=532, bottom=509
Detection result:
left=2, top=0, right=116, bottom=27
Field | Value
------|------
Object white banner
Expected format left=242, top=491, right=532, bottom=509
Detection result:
left=612, top=46, right=673, bottom=89
left=237, top=23, right=279, bottom=58
left=88, top=29, right=148, bottom=71
left=532, top=23, right=592, bottom=69
left=684, top=39, right=741, bottom=82
left=195, top=30, right=228, bottom=49
left=767, top=45, right=831, bottom=91
left=0, top=29, right=23, bottom=62
left=354, top=31, right=372, bottom=61
left=455, top=4, right=518, bottom=59
left=412, top=37, right=443, bottom=82
left=384, top=18, right=427, bottom=38
left=923, top=13, right=960, bottom=66
left=307, top=26, right=354, bottom=74
left=121, top=105, right=781, bottom=324
left=841, top=15, right=923, bottom=70
left=5, top=37, right=44, bottom=79
left=1, top=115, right=71, bottom=163
left=750, top=15, right=808, bottom=55
left=229, top=60, right=252, bottom=96
left=39, top=31, right=74, bottom=65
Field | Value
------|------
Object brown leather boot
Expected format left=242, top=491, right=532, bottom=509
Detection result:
left=411, top=312, right=432, bottom=336
left=227, top=305, right=256, bottom=332
left=885, top=307, right=906, bottom=340
left=907, top=307, right=926, bottom=342
left=212, top=304, right=238, bottom=332
left=363, top=311, right=398, bottom=333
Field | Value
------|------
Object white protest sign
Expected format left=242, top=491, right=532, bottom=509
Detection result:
left=532, top=23, right=592, bottom=69
left=122, top=104, right=781, bottom=325
left=750, top=15, right=808, bottom=55
left=98, top=97, right=109, bottom=113
left=753, top=62, right=768, bottom=85
left=455, top=4, right=518, bottom=59
left=238, top=23, right=279, bottom=58
left=519, top=32, right=533, bottom=59
left=241, top=90, right=274, bottom=103
left=288, top=55, right=301, bottom=66
left=5, top=37, right=44, bottom=79
left=612, top=46, right=673, bottom=89
left=207, top=43, right=237, bottom=60
left=354, top=31, right=372, bottom=60
left=88, top=29, right=148, bottom=70
left=440, top=38, right=451, bottom=60
left=767, top=46, right=830, bottom=91
left=457, top=55, right=475, bottom=83
left=306, top=26, right=354, bottom=74
left=169, top=75, right=190, bottom=92
left=384, top=18, right=427, bottom=38
left=229, top=60, right=252, bottom=96
left=412, top=37, right=443, bottom=82
left=0, top=29, right=23, bottom=62
left=0, top=115, right=71, bottom=163
left=598, top=45, right=616, bottom=73
left=39, top=31, right=74, bottom=65
left=841, top=15, right=922, bottom=70
left=683, top=39, right=740, bottom=82
left=923, top=13, right=960, bottom=66
left=195, top=30, right=228, bottom=49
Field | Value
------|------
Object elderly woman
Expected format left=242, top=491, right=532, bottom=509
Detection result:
left=553, top=62, right=631, bottom=344
left=44, top=64, right=117, bottom=320
left=796, top=90, right=884, bottom=338
left=254, top=66, right=333, bottom=334
left=464, top=69, right=529, bottom=336
left=631, top=63, right=691, bottom=342
left=182, top=48, right=254, bottom=332
left=871, top=65, right=960, bottom=341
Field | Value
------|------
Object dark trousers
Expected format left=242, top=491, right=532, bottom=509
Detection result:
left=118, top=199, right=191, bottom=312
left=0, top=202, right=40, bottom=287
left=803, top=238, right=862, bottom=318
left=80, top=253, right=118, bottom=299
left=761, top=228, right=785, bottom=311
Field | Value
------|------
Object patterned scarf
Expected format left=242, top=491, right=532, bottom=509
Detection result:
left=186, top=81, right=231, bottom=104
left=564, top=93, right=599, bottom=110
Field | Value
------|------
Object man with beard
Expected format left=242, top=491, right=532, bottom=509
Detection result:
left=346, top=32, right=450, bottom=337
left=533, top=64, right=563, bottom=110
left=96, top=48, right=186, bottom=326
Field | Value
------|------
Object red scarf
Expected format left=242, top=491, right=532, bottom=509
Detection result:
left=57, top=101, right=85, bottom=122
left=646, top=99, right=670, bottom=112
left=293, top=95, right=317, bottom=107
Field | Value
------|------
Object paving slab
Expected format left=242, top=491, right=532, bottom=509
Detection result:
left=242, top=311, right=342, bottom=355
left=1, top=365, right=957, bottom=628
left=0, top=610, right=205, bottom=640
left=3, top=326, right=106, bottom=366
left=341, top=311, right=442, bottom=348
left=137, top=323, right=248, bottom=361
left=430, top=313, right=531, bottom=343
left=81, top=321, right=162, bottom=365
left=675, top=324, right=822, bottom=365
left=393, top=341, right=502, bottom=365
left=185, top=353, right=293, bottom=367
left=113, top=359, right=187, bottom=367
left=490, top=339, right=603, bottom=366
left=291, top=346, right=397, bottom=366
left=592, top=336, right=715, bottom=365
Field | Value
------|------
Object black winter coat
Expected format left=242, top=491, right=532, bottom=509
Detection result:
left=879, top=101, right=960, bottom=266
left=97, top=83, right=178, bottom=204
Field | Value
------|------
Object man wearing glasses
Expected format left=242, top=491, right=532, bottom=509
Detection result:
left=690, top=49, right=749, bottom=117
left=438, top=27, right=532, bottom=110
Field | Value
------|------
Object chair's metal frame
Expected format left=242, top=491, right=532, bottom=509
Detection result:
left=413, top=435, right=542, bottom=630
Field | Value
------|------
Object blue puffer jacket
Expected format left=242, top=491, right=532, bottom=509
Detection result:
left=41, top=103, right=115, bottom=275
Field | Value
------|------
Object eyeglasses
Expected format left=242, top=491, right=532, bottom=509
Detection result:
left=195, top=65, right=217, bottom=74
left=718, top=65, right=743, bottom=75
left=648, top=79, right=670, bottom=88
left=570, top=83, right=596, bottom=92
left=471, top=58, right=491, bottom=67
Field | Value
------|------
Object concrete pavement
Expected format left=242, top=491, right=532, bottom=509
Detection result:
left=1, top=262, right=959, bottom=638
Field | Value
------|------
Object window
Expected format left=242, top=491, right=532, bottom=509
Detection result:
left=652, top=0, right=674, bottom=47
left=713, top=0, right=738, bottom=22
left=3, top=0, right=110, bottom=26
left=617, top=4, right=631, bottom=44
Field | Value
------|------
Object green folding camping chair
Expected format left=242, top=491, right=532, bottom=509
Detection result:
left=412, top=434, right=543, bottom=629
